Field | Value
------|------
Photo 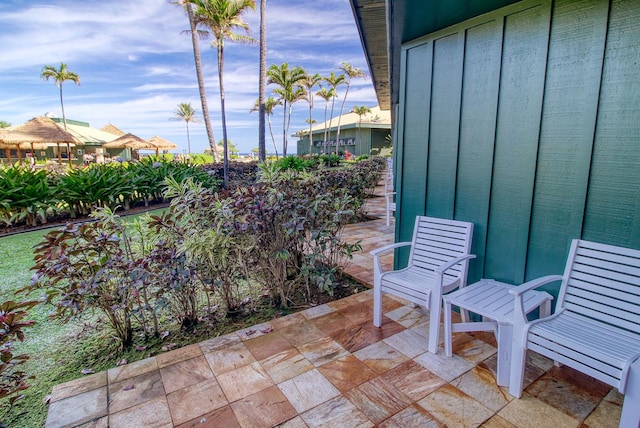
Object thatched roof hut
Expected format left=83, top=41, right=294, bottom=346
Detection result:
left=147, top=136, right=177, bottom=155
left=0, top=116, right=81, bottom=164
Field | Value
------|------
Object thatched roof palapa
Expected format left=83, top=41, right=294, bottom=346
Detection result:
left=102, top=133, right=153, bottom=150
left=147, top=136, right=177, bottom=155
left=8, top=116, right=82, bottom=145
left=0, top=117, right=81, bottom=164
left=100, top=124, right=127, bottom=137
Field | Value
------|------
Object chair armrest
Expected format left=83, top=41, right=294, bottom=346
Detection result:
left=434, top=254, right=476, bottom=275
left=370, top=241, right=411, bottom=257
left=510, top=275, right=562, bottom=326
left=370, top=241, right=412, bottom=276
left=508, top=275, right=563, bottom=296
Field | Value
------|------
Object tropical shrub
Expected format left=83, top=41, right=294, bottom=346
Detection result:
left=150, top=177, right=256, bottom=319
left=56, top=164, right=136, bottom=217
left=0, top=159, right=220, bottom=227
left=203, top=161, right=259, bottom=187
left=0, top=166, right=56, bottom=227
left=0, top=299, right=37, bottom=421
left=22, top=158, right=385, bottom=346
left=25, top=209, right=161, bottom=347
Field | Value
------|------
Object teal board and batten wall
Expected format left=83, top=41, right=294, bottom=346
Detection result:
left=394, top=0, right=640, bottom=295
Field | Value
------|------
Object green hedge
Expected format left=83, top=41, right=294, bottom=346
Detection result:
left=0, top=158, right=219, bottom=227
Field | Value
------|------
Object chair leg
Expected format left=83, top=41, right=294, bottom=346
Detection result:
left=427, top=291, right=440, bottom=354
left=373, top=284, right=383, bottom=328
left=620, top=359, right=640, bottom=428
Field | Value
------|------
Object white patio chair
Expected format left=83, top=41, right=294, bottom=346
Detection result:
left=371, top=216, right=475, bottom=353
left=384, top=158, right=395, bottom=226
left=509, top=239, right=640, bottom=428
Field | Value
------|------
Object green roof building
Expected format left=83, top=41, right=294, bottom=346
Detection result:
left=295, top=106, right=391, bottom=156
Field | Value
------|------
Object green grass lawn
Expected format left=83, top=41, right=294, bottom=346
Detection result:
left=0, top=208, right=167, bottom=428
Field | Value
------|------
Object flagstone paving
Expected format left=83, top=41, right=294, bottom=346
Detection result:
left=45, top=183, right=623, bottom=427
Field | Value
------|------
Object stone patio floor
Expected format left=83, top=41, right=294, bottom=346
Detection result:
left=45, top=184, right=623, bottom=427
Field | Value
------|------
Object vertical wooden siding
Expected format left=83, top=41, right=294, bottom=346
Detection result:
left=484, top=4, right=551, bottom=284
left=583, top=0, right=640, bottom=247
left=454, top=20, right=503, bottom=283
left=397, top=42, right=433, bottom=253
left=396, top=0, right=640, bottom=290
left=526, top=0, right=609, bottom=280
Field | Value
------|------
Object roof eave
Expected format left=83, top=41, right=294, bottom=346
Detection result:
left=349, top=0, right=392, bottom=111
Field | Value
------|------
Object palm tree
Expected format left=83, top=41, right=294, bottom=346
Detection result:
left=267, top=63, right=306, bottom=157
left=251, top=96, right=281, bottom=158
left=41, top=63, right=80, bottom=130
left=351, top=105, right=371, bottom=148
left=301, top=73, right=322, bottom=154
left=172, top=0, right=219, bottom=163
left=316, top=87, right=335, bottom=154
left=324, top=71, right=346, bottom=155
left=191, top=0, right=256, bottom=189
left=257, top=0, right=267, bottom=162
left=217, top=138, right=239, bottom=157
left=335, top=62, right=365, bottom=155
left=171, top=102, right=199, bottom=157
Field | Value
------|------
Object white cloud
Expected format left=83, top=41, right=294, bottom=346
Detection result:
left=0, top=0, right=379, bottom=153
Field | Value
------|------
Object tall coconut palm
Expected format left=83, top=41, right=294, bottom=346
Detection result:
left=301, top=73, right=322, bottom=154
left=351, top=105, right=371, bottom=148
left=171, top=102, right=199, bottom=157
left=335, top=62, right=365, bottom=155
left=191, top=0, right=256, bottom=189
left=267, top=63, right=306, bottom=157
left=41, top=63, right=80, bottom=130
left=257, top=0, right=267, bottom=162
left=251, top=96, right=281, bottom=158
left=316, top=87, right=335, bottom=154
left=172, top=0, right=219, bottom=163
left=324, top=71, right=346, bottom=155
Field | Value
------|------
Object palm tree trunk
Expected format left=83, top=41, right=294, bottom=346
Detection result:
left=328, top=96, right=337, bottom=155
left=258, top=0, right=267, bottom=162
left=282, top=100, right=288, bottom=157
left=335, top=84, right=350, bottom=155
left=323, top=103, right=328, bottom=154
left=59, top=84, right=68, bottom=130
left=218, top=44, right=229, bottom=189
left=186, top=122, right=192, bottom=157
left=268, top=115, right=279, bottom=158
left=285, top=103, right=294, bottom=157
left=308, top=102, right=313, bottom=154
left=187, top=3, right=218, bottom=162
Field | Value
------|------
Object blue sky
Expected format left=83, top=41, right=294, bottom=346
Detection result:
left=0, top=0, right=378, bottom=154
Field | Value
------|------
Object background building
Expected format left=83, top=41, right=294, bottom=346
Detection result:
left=295, top=106, right=391, bottom=156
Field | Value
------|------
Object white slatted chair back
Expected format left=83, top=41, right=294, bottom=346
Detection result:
left=384, top=158, right=396, bottom=226
left=558, top=239, right=640, bottom=334
left=408, top=216, right=474, bottom=286
left=385, top=158, right=394, bottom=193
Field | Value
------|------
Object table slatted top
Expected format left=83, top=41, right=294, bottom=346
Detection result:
left=444, top=279, right=553, bottom=323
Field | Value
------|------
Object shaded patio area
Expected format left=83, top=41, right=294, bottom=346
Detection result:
left=45, top=183, right=623, bottom=428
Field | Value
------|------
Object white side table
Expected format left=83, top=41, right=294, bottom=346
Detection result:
left=443, top=278, right=553, bottom=386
